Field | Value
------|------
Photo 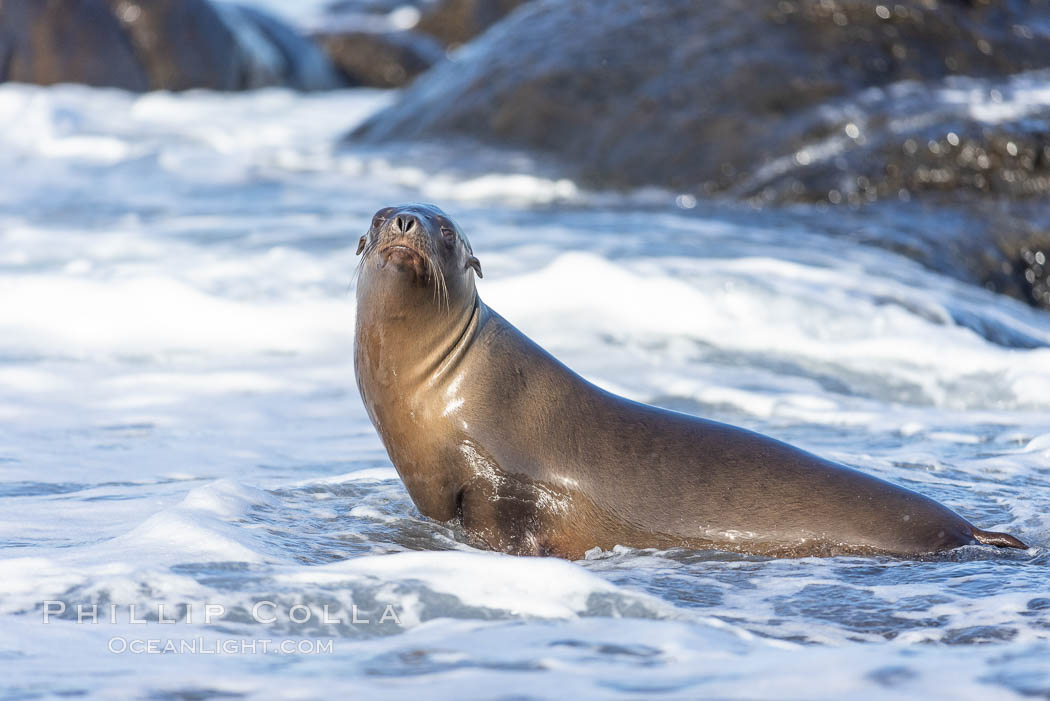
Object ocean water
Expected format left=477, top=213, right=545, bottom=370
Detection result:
left=0, top=82, right=1049, bottom=700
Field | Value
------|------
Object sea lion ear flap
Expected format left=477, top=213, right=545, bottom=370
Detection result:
left=467, top=256, right=483, bottom=278
left=356, top=235, right=366, bottom=255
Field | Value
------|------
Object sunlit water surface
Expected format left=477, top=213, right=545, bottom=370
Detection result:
left=0, top=83, right=1048, bottom=700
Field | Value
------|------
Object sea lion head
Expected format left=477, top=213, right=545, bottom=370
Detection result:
left=355, top=203, right=482, bottom=317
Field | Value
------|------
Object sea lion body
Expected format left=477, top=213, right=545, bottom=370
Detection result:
left=354, top=204, right=1027, bottom=558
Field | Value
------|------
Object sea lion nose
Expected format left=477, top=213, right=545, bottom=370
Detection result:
left=393, top=214, right=417, bottom=234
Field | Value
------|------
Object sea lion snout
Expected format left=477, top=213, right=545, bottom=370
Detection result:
left=369, top=209, right=438, bottom=282
left=373, top=208, right=438, bottom=260
left=377, top=242, right=428, bottom=280
left=392, top=213, right=420, bottom=235
left=358, top=203, right=482, bottom=285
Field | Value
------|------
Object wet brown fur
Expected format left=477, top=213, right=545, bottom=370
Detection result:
left=354, top=204, right=1028, bottom=559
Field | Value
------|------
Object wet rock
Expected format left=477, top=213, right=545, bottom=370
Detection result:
left=730, top=84, right=1050, bottom=311
left=416, top=0, right=531, bottom=47
left=0, top=0, right=148, bottom=90
left=316, top=30, right=443, bottom=87
left=351, top=0, right=1050, bottom=309
left=106, top=0, right=244, bottom=91
left=0, top=0, right=343, bottom=91
left=982, top=211, right=1050, bottom=310
left=353, top=0, right=1050, bottom=190
left=847, top=200, right=1050, bottom=312
left=731, top=75, right=1050, bottom=205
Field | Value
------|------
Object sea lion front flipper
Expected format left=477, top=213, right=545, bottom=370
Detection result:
left=972, top=527, right=1028, bottom=549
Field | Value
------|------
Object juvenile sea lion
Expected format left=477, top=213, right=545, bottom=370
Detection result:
left=353, top=203, right=1028, bottom=558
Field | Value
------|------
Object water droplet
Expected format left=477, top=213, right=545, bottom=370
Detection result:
left=119, top=2, right=141, bottom=22
left=389, top=6, right=421, bottom=30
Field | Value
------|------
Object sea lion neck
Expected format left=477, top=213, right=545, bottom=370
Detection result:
left=354, top=271, right=481, bottom=388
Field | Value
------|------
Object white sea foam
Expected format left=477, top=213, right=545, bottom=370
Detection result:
left=0, top=81, right=1047, bottom=700
left=486, top=252, right=1050, bottom=412
left=279, top=550, right=672, bottom=620
left=941, top=70, right=1050, bottom=124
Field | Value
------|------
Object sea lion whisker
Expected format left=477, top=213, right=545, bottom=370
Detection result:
left=418, top=246, right=438, bottom=304
left=419, top=244, right=450, bottom=312
left=350, top=239, right=378, bottom=290
left=437, top=261, right=450, bottom=312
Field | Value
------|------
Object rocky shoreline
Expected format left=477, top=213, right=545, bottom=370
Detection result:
left=349, top=0, right=1050, bottom=310
left=2, top=0, right=1047, bottom=310
left=0, top=0, right=508, bottom=90
left=0, top=0, right=341, bottom=91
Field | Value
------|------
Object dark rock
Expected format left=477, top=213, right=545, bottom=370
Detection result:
left=730, top=75, right=1050, bottom=205
left=0, top=0, right=343, bottom=91
left=0, top=0, right=148, bottom=90
left=832, top=199, right=1050, bottom=311
left=351, top=0, right=1050, bottom=309
left=106, top=0, right=243, bottom=91
left=981, top=209, right=1050, bottom=310
left=316, top=30, right=443, bottom=87
left=353, top=0, right=1050, bottom=191
left=416, top=0, right=531, bottom=47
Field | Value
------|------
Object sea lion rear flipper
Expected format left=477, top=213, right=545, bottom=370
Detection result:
left=972, top=528, right=1028, bottom=550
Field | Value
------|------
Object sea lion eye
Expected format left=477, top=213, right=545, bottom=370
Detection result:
left=440, top=226, right=455, bottom=242
left=372, top=214, right=386, bottom=229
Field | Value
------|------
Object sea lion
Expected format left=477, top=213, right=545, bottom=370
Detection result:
left=353, top=203, right=1028, bottom=558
